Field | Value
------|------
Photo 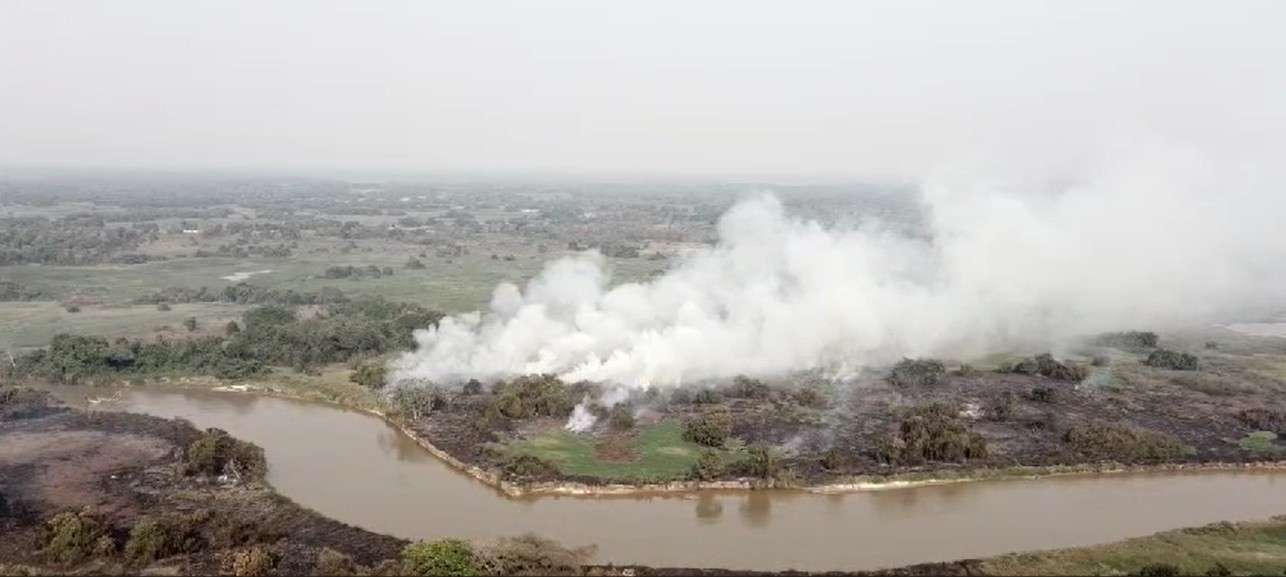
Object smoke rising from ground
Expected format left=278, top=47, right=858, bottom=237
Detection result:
left=391, top=137, right=1286, bottom=391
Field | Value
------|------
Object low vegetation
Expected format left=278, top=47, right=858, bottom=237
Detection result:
left=1144, top=349, right=1200, bottom=371
left=888, top=358, right=947, bottom=387
left=1002, top=354, right=1088, bottom=382
left=875, top=403, right=988, bottom=466
left=1061, top=424, right=1191, bottom=463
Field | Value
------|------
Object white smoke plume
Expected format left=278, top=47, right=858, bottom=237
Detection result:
left=391, top=136, right=1286, bottom=391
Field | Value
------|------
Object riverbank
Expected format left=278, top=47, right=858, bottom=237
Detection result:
left=67, top=377, right=1286, bottom=500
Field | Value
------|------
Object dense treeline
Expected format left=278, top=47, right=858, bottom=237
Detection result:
left=0, top=216, right=154, bottom=265
left=133, top=283, right=347, bottom=306
left=10, top=297, right=443, bottom=381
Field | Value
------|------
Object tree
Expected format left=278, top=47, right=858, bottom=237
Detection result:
left=349, top=363, right=388, bottom=390
left=683, top=409, right=732, bottom=447
left=691, top=449, right=725, bottom=481
left=183, top=317, right=199, bottom=332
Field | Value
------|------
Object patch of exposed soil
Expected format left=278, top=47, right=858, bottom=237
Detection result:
left=594, top=432, right=639, bottom=462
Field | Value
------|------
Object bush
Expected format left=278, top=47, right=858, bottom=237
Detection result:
left=1134, top=563, right=1181, bottom=576
left=491, top=375, right=575, bottom=419
left=65, top=305, right=81, bottom=313
left=124, top=518, right=166, bottom=563
left=1237, top=408, right=1286, bottom=434
left=403, top=539, right=478, bottom=576
left=462, top=379, right=483, bottom=395
left=690, top=449, right=726, bottom=481
left=231, top=545, right=277, bottom=577
left=607, top=405, right=635, bottom=431
left=1062, top=424, right=1190, bottom=462
left=315, top=548, right=358, bottom=576
left=693, top=388, right=724, bottom=404
left=91, top=535, right=116, bottom=559
left=225, top=321, right=241, bottom=335
left=1027, top=385, right=1063, bottom=403
left=501, top=454, right=559, bottom=481
left=888, top=358, right=947, bottom=387
left=479, top=534, right=590, bottom=576
left=1095, top=331, right=1159, bottom=350
left=156, top=303, right=172, bottom=311
left=1008, top=354, right=1088, bottom=382
left=682, top=410, right=732, bottom=448
left=792, top=388, right=828, bottom=408
left=388, top=385, right=447, bottom=421
left=821, top=447, right=849, bottom=471
left=744, top=444, right=781, bottom=480
left=984, top=391, right=1015, bottom=421
left=349, top=362, right=388, bottom=389
left=185, top=428, right=267, bottom=480
left=1145, top=349, right=1199, bottom=371
left=42, top=510, right=106, bottom=564
left=876, top=403, right=987, bottom=466
left=183, top=317, right=199, bottom=332
left=729, top=376, right=771, bottom=399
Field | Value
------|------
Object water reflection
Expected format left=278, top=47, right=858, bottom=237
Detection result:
left=738, top=491, right=772, bottom=527
left=694, top=493, right=723, bottom=522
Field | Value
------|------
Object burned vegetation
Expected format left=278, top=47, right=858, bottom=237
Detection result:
left=364, top=328, right=1285, bottom=489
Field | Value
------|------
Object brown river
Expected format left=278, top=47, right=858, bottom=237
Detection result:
left=55, top=387, right=1286, bottom=572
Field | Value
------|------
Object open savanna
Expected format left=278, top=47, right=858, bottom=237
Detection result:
left=0, top=301, right=249, bottom=352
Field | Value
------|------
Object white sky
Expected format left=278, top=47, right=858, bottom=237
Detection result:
left=2, top=0, right=1284, bottom=179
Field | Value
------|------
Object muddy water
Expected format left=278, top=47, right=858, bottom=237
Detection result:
left=61, top=387, right=1286, bottom=572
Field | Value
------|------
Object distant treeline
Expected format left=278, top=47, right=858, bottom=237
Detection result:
left=133, top=283, right=348, bottom=306
left=11, top=297, right=443, bottom=381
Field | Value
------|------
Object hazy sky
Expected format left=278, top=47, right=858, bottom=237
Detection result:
left=2, top=1, right=1284, bottom=178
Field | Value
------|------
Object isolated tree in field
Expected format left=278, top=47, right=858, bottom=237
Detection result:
left=350, top=363, right=388, bottom=389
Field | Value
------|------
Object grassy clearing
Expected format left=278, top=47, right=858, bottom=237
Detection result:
left=0, top=301, right=248, bottom=352
left=2, top=253, right=668, bottom=313
left=1239, top=431, right=1284, bottom=455
left=981, top=518, right=1286, bottom=576
left=505, top=420, right=745, bottom=481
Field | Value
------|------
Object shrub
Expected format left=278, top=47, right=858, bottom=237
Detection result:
left=1237, top=408, right=1286, bottom=434
left=315, top=548, right=358, bottom=576
left=984, top=391, right=1015, bottom=421
left=231, top=545, right=277, bottom=577
left=692, top=388, right=724, bottom=404
left=956, top=364, right=978, bottom=377
left=225, top=321, right=241, bottom=335
left=1145, top=349, right=1199, bottom=371
left=91, top=535, right=116, bottom=558
left=349, top=363, right=388, bottom=389
left=1008, top=354, right=1088, bottom=382
left=888, top=358, right=946, bottom=387
left=1027, top=385, right=1063, bottom=403
left=682, top=409, right=732, bottom=448
left=462, top=379, right=483, bottom=395
left=876, top=403, right=987, bottom=466
left=1134, top=563, right=1181, bottom=576
left=821, top=447, right=849, bottom=471
left=65, top=305, right=81, bottom=313
left=479, top=534, right=589, bottom=576
left=607, top=405, right=635, bottom=431
left=1062, top=424, right=1190, bottom=462
left=690, top=449, right=726, bottom=481
left=744, top=444, right=781, bottom=481
left=729, top=376, right=771, bottom=399
left=1091, top=355, right=1109, bottom=367
left=42, top=510, right=106, bottom=564
left=389, top=386, right=447, bottom=421
left=124, top=518, right=165, bottom=563
left=792, top=388, right=828, bottom=408
left=403, top=539, right=478, bottom=576
left=491, top=375, right=575, bottom=419
left=501, top=454, right=559, bottom=481
left=156, top=303, right=172, bottom=311
left=183, top=317, right=199, bottom=332
left=1095, top=331, right=1159, bottom=350
left=185, top=428, right=267, bottom=480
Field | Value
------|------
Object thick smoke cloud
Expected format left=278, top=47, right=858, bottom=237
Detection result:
left=390, top=136, right=1286, bottom=391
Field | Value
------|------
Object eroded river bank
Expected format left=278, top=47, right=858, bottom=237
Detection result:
left=48, top=386, right=1286, bottom=572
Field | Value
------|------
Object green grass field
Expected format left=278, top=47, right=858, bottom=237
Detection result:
left=0, top=301, right=249, bottom=352
left=505, top=420, right=745, bottom=481
left=2, top=253, right=668, bottom=313
left=981, top=518, right=1286, bottom=576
